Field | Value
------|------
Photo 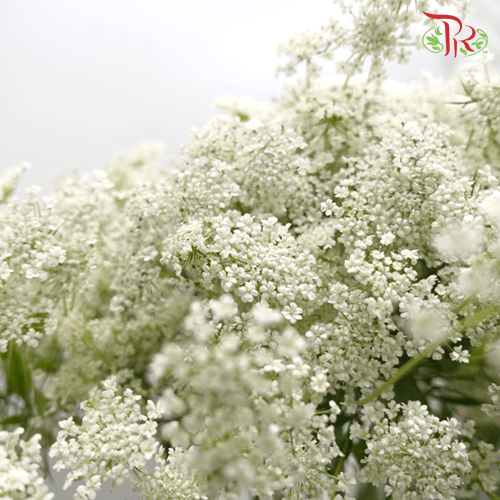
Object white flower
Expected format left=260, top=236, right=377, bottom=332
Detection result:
left=147, top=400, right=163, bottom=419
left=311, top=372, right=329, bottom=393
left=287, top=356, right=311, bottom=377
left=380, top=232, right=395, bottom=245
left=404, top=299, right=450, bottom=342
left=320, top=198, right=336, bottom=216
left=0, top=261, right=13, bottom=281
left=251, top=302, right=283, bottom=326
left=277, top=327, right=306, bottom=357
left=480, top=190, right=500, bottom=216
left=433, top=221, right=485, bottom=261
left=482, top=383, right=500, bottom=417
left=281, top=303, right=303, bottom=323
left=209, top=294, right=238, bottom=319
left=450, top=346, right=470, bottom=363
left=456, top=262, right=497, bottom=302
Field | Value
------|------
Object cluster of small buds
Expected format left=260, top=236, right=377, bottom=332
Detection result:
left=462, top=440, right=500, bottom=497
left=147, top=298, right=346, bottom=499
left=177, top=116, right=324, bottom=229
left=461, top=68, right=500, bottom=135
left=49, top=376, right=162, bottom=500
left=161, top=212, right=321, bottom=319
left=0, top=427, right=54, bottom=500
left=277, top=0, right=471, bottom=82
left=276, top=19, right=345, bottom=80
left=354, top=401, right=471, bottom=499
left=132, top=447, right=208, bottom=500
left=0, top=166, right=125, bottom=352
left=481, top=383, right=500, bottom=417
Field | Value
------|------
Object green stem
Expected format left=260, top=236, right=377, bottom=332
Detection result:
left=318, top=470, right=336, bottom=479
left=486, top=491, right=500, bottom=500
left=395, top=0, right=402, bottom=16
left=452, top=297, right=472, bottom=314
left=132, top=466, right=146, bottom=482
left=333, top=445, right=348, bottom=476
left=330, top=423, right=351, bottom=500
left=357, top=304, right=500, bottom=406
left=342, top=75, right=351, bottom=90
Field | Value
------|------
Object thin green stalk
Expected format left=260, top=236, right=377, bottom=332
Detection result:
left=333, top=435, right=350, bottom=476
left=330, top=424, right=351, bottom=500
left=452, top=297, right=472, bottom=314
left=357, top=304, right=500, bottom=406
left=132, top=467, right=142, bottom=482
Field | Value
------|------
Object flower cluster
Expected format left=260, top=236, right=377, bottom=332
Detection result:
left=482, top=383, right=500, bottom=417
left=147, top=297, right=346, bottom=499
left=277, top=0, right=471, bottom=81
left=132, top=447, right=207, bottom=500
left=161, top=212, right=322, bottom=321
left=49, top=376, right=161, bottom=500
left=458, top=440, right=500, bottom=498
left=353, top=401, right=471, bottom=499
left=0, top=428, right=54, bottom=500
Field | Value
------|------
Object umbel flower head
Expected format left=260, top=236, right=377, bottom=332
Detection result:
left=0, top=428, right=54, bottom=500
left=49, top=376, right=162, bottom=499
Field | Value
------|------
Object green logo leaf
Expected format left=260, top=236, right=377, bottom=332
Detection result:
left=435, top=26, right=442, bottom=35
left=422, top=27, right=444, bottom=53
left=460, top=47, right=468, bottom=56
left=477, top=28, right=488, bottom=39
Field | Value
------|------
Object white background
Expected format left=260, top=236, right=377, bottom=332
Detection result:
left=2, top=0, right=500, bottom=198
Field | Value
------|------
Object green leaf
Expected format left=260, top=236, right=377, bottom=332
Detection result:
left=460, top=47, right=468, bottom=56
left=0, top=413, right=29, bottom=425
left=438, top=395, right=488, bottom=406
left=426, top=36, right=438, bottom=45
left=2, top=342, right=32, bottom=402
left=435, top=26, right=442, bottom=35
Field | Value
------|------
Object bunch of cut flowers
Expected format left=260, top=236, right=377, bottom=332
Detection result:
left=1, top=0, right=500, bottom=498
